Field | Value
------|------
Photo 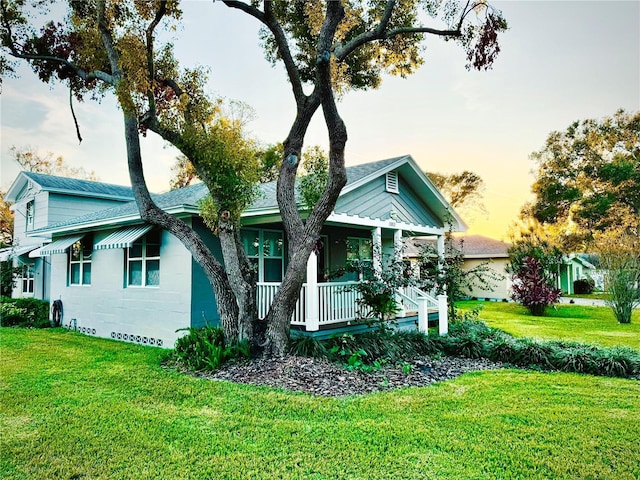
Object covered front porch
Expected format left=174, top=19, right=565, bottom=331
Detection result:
left=257, top=280, right=449, bottom=336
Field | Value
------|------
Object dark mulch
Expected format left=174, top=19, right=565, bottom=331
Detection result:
left=190, top=355, right=504, bottom=397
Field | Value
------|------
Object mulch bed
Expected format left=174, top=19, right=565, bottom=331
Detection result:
left=190, top=355, right=504, bottom=397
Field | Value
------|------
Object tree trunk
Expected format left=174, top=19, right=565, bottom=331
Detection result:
left=121, top=112, right=241, bottom=342
left=218, top=213, right=257, bottom=344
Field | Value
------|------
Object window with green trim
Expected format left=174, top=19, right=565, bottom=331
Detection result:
left=240, top=229, right=284, bottom=282
left=127, top=230, right=161, bottom=287
left=69, top=235, right=93, bottom=286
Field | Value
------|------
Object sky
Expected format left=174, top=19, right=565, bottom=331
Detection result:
left=1, top=1, right=638, bottom=241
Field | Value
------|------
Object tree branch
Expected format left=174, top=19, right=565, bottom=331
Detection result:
left=222, top=0, right=305, bottom=104
left=145, top=0, right=168, bottom=113
left=96, top=0, right=121, bottom=80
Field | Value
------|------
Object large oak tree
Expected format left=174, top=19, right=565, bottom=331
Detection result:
left=1, top=0, right=507, bottom=355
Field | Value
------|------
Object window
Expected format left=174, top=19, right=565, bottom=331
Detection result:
left=22, top=264, right=34, bottom=294
left=127, top=230, right=161, bottom=287
left=25, top=201, right=34, bottom=230
left=241, top=229, right=284, bottom=282
left=69, top=235, right=93, bottom=285
left=347, top=237, right=373, bottom=263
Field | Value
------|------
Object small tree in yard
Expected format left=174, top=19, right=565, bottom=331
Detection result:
left=419, top=235, right=502, bottom=319
left=346, top=245, right=414, bottom=326
left=510, top=256, right=561, bottom=316
left=597, top=233, right=640, bottom=324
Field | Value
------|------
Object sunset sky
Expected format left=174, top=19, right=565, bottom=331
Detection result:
left=1, top=1, right=638, bottom=241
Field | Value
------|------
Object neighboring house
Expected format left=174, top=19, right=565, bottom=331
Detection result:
left=2, top=172, right=133, bottom=300
left=456, top=234, right=511, bottom=301
left=557, top=254, right=597, bottom=295
left=405, top=234, right=511, bottom=301
left=7, top=155, right=459, bottom=347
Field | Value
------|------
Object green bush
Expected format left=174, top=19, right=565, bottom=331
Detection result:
left=0, top=296, right=50, bottom=328
left=287, top=319, right=640, bottom=379
left=573, top=278, right=595, bottom=295
left=171, top=326, right=250, bottom=372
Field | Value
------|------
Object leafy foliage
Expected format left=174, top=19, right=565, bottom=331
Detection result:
left=0, top=296, right=50, bottom=328
left=510, top=257, right=562, bottom=316
left=427, top=170, right=486, bottom=216
left=524, top=110, right=640, bottom=248
left=0, top=261, right=21, bottom=296
left=171, top=326, right=250, bottom=372
left=419, top=235, right=502, bottom=319
left=298, top=146, right=329, bottom=210
left=344, top=243, right=414, bottom=324
left=573, top=278, right=595, bottom=295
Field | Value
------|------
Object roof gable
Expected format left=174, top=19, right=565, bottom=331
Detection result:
left=5, top=171, right=134, bottom=203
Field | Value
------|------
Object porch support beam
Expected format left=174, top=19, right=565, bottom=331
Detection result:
left=394, top=228, right=405, bottom=318
left=372, top=226, right=382, bottom=277
left=305, top=252, right=319, bottom=331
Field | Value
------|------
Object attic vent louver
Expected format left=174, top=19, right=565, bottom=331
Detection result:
left=386, top=171, right=399, bottom=194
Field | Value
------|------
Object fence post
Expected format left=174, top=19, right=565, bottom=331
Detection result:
left=437, top=294, right=448, bottom=335
left=417, top=297, right=428, bottom=333
left=305, top=252, right=319, bottom=331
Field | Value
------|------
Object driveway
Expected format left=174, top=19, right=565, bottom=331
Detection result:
left=558, top=296, right=607, bottom=307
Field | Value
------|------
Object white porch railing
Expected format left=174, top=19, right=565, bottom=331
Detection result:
left=256, top=282, right=448, bottom=335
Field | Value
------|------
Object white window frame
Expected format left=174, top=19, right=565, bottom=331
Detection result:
left=126, top=230, right=161, bottom=288
left=241, top=228, right=284, bottom=283
left=69, top=236, right=92, bottom=286
left=22, top=264, right=35, bottom=294
left=25, top=200, right=35, bottom=231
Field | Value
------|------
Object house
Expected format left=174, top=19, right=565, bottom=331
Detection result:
left=6, top=155, right=461, bottom=347
left=405, top=234, right=511, bottom=301
left=557, top=254, right=597, bottom=295
left=3, top=172, right=134, bottom=300
left=456, top=234, right=511, bottom=301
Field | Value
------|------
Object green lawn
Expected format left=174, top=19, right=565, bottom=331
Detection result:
left=457, top=300, right=640, bottom=350
left=1, top=328, right=639, bottom=480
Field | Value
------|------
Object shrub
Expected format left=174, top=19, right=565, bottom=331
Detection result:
left=0, top=296, right=50, bottom=328
left=172, top=326, right=249, bottom=372
left=594, top=347, right=640, bottom=378
left=513, top=338, right=557, bottom=368
left=573, top=278, right=595, bottom=295
left=510, top=257, right=561, bottom=316
left=553, top=345, right=599, bottom=375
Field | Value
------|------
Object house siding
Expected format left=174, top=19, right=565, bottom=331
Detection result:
left=190, top=218, right=222, bottom=328
left=49, top=228, right=193, bottom=348
left=462, top=258, right=511, bottom=300
left=334, top=175, right=441, bottom=227
left=47, top=194, right=130, bottom=226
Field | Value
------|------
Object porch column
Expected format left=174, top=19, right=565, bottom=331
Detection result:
left=394, top=229, right=405, bottom=318
left=436, top=234, right=445, bottom=258
left=438, top=294, right=448, bottom=335
left=372, top=226, right=382, bottom=277
left=436, top=235, right=448, bottom=334
left=393, top=229, right=403, bottom=261
left=305, top=252, right=319, bottom=331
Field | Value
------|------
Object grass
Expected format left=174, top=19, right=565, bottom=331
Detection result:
left=1, top=328, right=640, bottom=479
left=457, top=300, right=640, bottom=350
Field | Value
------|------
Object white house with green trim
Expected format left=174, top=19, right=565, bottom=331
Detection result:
left=6, top=155, right=462, bottom=347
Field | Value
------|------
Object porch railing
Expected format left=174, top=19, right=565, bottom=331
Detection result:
left=257, top=282, right=448, bottom=335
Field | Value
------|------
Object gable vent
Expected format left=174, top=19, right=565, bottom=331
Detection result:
left=386, top=171, right=399, bottom=194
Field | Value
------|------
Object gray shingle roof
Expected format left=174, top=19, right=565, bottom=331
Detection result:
left=34, top=156, right=415, bottom=232
left=23, top=171, right=134, bottom=200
